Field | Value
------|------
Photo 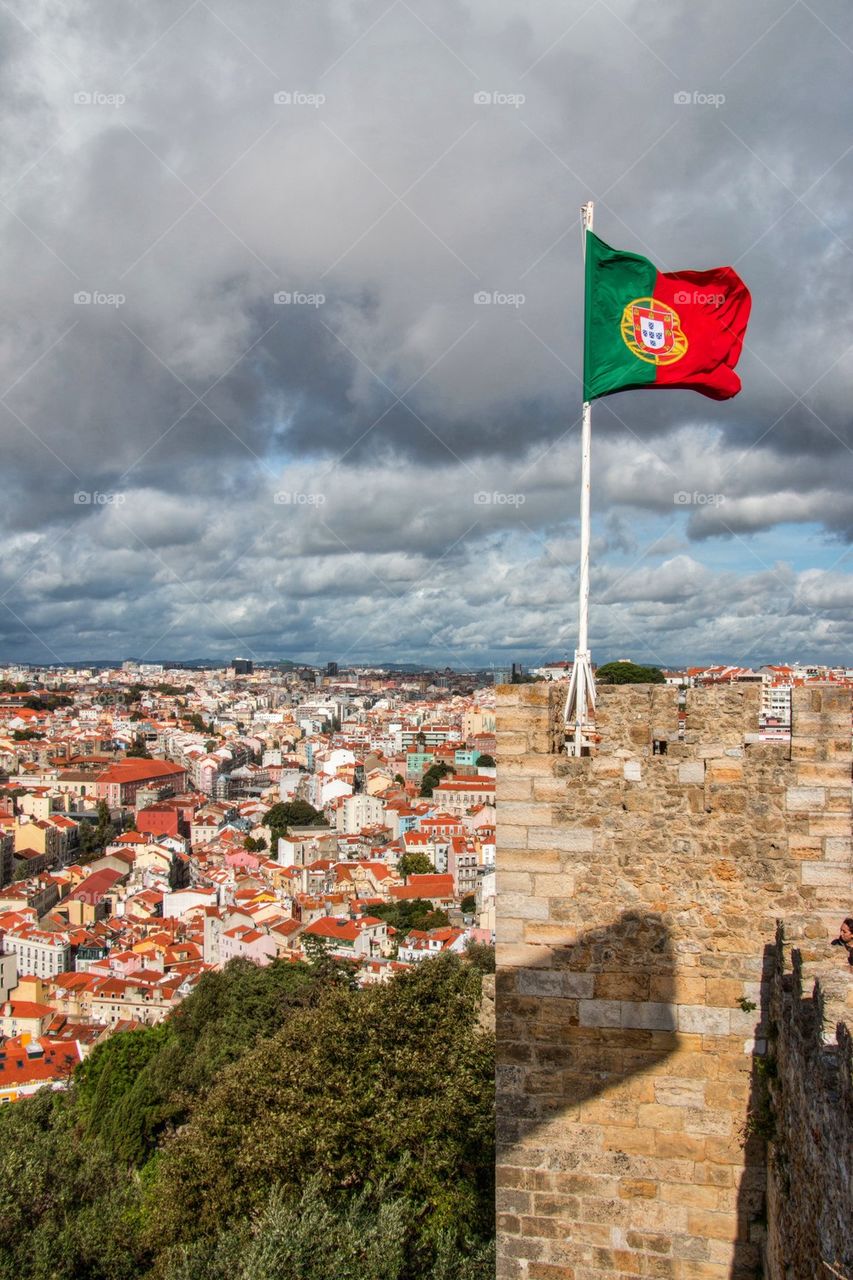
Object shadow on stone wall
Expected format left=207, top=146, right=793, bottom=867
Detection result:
left=498, top=912, right=770, bottom=1278
left=498, top=910, right=678, bottom=1149
left=732, top=943, right=774, bottom=1280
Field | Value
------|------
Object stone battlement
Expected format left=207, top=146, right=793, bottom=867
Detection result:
left=496, top=682, right=853, bottom=1280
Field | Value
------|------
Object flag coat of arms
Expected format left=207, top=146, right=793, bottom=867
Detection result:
left=583, top=231, right=751, bottom=401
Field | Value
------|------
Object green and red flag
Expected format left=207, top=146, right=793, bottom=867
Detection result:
left=583, top=230, right=751, bottom=402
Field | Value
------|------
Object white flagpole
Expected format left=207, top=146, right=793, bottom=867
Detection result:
left=565, top=201, right=596, bottom=754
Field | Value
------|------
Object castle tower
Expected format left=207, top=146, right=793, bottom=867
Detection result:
left=496, top=682, right=852, bottom=1279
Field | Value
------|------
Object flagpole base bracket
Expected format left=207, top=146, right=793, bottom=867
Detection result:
left=564, top=649, right=595, bottom=756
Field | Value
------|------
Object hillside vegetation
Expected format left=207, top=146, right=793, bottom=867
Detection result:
left=0, top=954, right=495, bottom=1280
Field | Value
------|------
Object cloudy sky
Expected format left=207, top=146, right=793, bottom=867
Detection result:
left=2, top=0, right=853, bottom=670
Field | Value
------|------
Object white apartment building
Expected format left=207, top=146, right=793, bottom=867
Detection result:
left=761, top=684, right=792, bottom=727
left=2, top=927, right=71, bottom=978
left=336, top=793, right=386, bottom=835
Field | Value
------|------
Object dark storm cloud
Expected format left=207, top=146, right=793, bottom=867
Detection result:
left=2, top=0, right=853, bottom=663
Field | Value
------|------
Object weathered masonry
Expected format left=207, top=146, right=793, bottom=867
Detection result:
left=496, top=682, right=853, bottom=1280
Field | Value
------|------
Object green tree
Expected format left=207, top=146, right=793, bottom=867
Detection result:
left=0, top=956, right=494, bottom=1280
left=263, top=800, right=327, bottom=831
left=150, top=956, right=493, bottom=1265
left=460, top=893, right=477, bottom=914
left=419, top=761, right=454, bottom=798
left=465, top=942, right=495, bottom=974
left=368, top=900, right=451, bottom=938
left=398, top=851, right=434, bottom=879
left=595, top=661, right=665, bottom=685
left=125, top=736, right=151, bottom=758
left=474, top=754, right=495, bottom=768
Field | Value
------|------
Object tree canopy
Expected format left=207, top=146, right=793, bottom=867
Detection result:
left=398, top=850, right=434, bottom=879
left=263, top=800, right=327, bottom=830
left=0, top=954, right=493, bottom=1280
left=595, top=661, right=666, bottom=685
left=419, top=761, right=454, bottom=798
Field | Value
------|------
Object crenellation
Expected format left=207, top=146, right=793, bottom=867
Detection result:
left=497, top=682, right=853, bottom=1279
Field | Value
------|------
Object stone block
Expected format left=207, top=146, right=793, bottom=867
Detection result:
left=705, top=759, right=743, bottom=784
left=496, top=943, right=551, bottom=968
left=623, top=760, right=642, bottom=781
left=676, top=1006, right=731, bottom=1036
left=501, top=893, right=549, bottom=921
left=528, top=826, right=594, bottom=852
left=655, top=1080, right=705, bottom=1109
left=785, top=785, right=825, bottom=811
left=531, top=872, right=575, bottom=897
left=621, top=1001, right=678, bottom=1031
left=578, top=999, right=621, bottom=1028
left=686, top=1210, right=740, bottom=1242
left=801, top=861, right=851, bottom=886
left=602, top=1125, right=658, bottom=1156
left=523, top=923, right=580, bottom=946
left=495, top=918, right=524, bottom=944
left=619, top=1178, right=659, bottom=1200
left=561, top=972, right=595, bottom=999
left=678, top=761, right=705, bottom=784
left=516, top=969, right=564, bottom=997
left=638, top=1102, right=684, bottom=1131
left=683, top=1108, right=733, bottom=1137
left=499, top=777, right=534, bottom=801
left=500, top=802, right=553, bottom=828
left=499, top=825, right=529, bottom=849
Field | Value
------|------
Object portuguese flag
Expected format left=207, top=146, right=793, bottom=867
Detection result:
left=583, top=231, right=751, bottom=402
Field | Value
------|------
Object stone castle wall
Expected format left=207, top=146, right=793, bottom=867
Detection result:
left=764, top=932, right=853, bottom=1280
left=496, top=682, right=853, bottom=1280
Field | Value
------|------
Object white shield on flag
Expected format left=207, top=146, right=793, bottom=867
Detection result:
left=640, top=315, right=665, bottom=350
